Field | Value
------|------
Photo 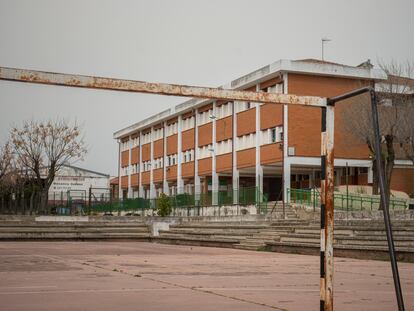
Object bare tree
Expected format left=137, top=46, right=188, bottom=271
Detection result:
left=11, top=120, right=87, bottom=213
left=0, top=141, right=14, bottom=213
left=0, top=141, right=13, bottom=180
left=341, top=60, right=414, bottom=204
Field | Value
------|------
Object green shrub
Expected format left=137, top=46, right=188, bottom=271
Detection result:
left=157, top=193, right=172, bottom=217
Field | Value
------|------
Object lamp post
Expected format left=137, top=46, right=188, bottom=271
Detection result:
left=321, top=37, right=331, bottom=61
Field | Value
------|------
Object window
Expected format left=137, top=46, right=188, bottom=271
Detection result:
left=131, top=136, right=139, bottom=147
left=122, top=167, right=129, bottom=176
left=265, top=83, right=283, bottom=94
left=153, top=157, right=163, bottom=169
left=262, top=126, right=283, bottom=145
left=166, top=154, right=177, bottom=166
left=182, top=149, right=194, bottom=163
left=198, top=109, right=213, bottom=126
left=270, top=128, right=277, bottom=143
left=216, top=102, right=232, bottom=119
left=166, top=122, right=178, bottom=136
left=141, top=160, right=152, bottom=172
left=182, top=116, right=195, bottom=131
left=246, top=102, right=251, bottom=110
left=152, top=128, right=163, bottom=140
left=358, top=167, right=368, bottom=174
left=121, top=140, right=129, bottom=151
left=198, top=144, right=213, bottom=159
left=216, top=139, right=232, bottom=155
left=236, top=134, right=255, bottom=150
left=141, top=132, right=151, bottom=144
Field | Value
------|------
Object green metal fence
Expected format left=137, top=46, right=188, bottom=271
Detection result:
left=88, top=186, right=268, bottom=215
left=288, top=188, right=408, bottom=211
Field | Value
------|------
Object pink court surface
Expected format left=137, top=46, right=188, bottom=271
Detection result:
left=0, top=241, right=413, bottom=311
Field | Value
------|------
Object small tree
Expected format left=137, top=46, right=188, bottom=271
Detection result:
left=11, top=120, right=87, bottom=213
left=157, top=193, right=172, bottom=217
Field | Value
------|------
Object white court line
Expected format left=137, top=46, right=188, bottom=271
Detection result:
left=0, top=286, right=57, bottom=289
left=0, top=288, right=188, bottom=295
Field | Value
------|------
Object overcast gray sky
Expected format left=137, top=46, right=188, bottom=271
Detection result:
left=0, top=0, right=413, bottom=176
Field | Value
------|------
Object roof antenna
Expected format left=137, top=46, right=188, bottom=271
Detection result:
left=321, top=37, right=331, bottom=61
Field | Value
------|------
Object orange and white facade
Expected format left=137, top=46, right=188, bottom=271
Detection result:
left=114, top=59, right=414, bottom=202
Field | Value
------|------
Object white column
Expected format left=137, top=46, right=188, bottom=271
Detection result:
left=232, top=101, right=239, bottom=204
left=194, top=109, right=201, bottom=200
left=163, top=122, right=169, bottom=194
left=177, top=116, right=184, bottom=193
left=127, top=136, right=132, bottom=198
left=211, top=101, right=219, bottom=206
left=149, top=127, right=156, bottom=199
left=283, top=73, right=291, bottom=203
left=138, top=132, right=144, bottom=198
left=368, top=163, right=373, bottom=184
left=255, top=85, right=263, bottom=202
left=117, top=140, right=123, bottom=200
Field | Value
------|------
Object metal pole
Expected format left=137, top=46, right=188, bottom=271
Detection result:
left=282, top=105, right=286, bottom=219
left=320, top=103, right=335, bottom=311
left=346, top=162, right=349, bottom=217
left=370, top=90, right=405, bottom=311
left=322, top=40, right=324, bottom=61
left=327, top=86, right=405, bottom=311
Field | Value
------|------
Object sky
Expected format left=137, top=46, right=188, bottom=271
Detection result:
left=0, top=0, right=413, bottom=176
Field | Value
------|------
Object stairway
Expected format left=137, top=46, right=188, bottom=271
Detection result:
left=266, top=201, right=299, bottom=219
left=235, top=220, right=310, bottom=250
left=156, top=222, right=268, bottom=248
left=266, top=220, right=414, bottom=262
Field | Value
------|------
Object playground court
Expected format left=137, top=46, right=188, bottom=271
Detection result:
left=0, top=241, right=413, bottom=311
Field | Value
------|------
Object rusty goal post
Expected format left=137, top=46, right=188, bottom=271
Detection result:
left=0, top=66, right=404, bottom=311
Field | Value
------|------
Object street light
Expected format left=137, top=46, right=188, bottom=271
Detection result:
left=321, top=37, right=331, bottom=61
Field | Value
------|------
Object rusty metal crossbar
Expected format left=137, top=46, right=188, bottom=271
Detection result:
left=0, top=67, right=404, bottom=311
left=0, top=67, right=326, bottom=107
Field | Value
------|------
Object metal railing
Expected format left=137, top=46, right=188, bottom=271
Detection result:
left=288, top=188, right=408, bottom=211
left=86, top=186, right=268, bottom=216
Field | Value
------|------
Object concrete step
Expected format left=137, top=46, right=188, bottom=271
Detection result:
left=167, top=228, right=262, bottom=234
left=158, top=232, right=245, bottom=242
left=0, top=232, right=150, bottom=239
left=234, top=244, right=262, bottom=251
left=337, top=239, right=414, bottom=248
left=294, top=228, right=354, bottom=236
left=0, top=227, right=149, bottom=233
left=0, top=223, right=148, bottom=228
left=265, top=241, right=414, bottom=262
left=153, top=236, right=240, bottom=248
left=171, top=224, right=269, bottom=229
left=265, top=240, right=414, bottom=252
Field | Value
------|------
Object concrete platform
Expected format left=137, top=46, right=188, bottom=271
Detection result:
left=0, top=241, right=413, bottom=311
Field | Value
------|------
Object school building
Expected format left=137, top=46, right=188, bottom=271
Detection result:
left=113, top=58, right=414, bottom=203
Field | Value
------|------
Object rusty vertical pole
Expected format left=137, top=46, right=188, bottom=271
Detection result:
left=370, top=90, right=405, bottom=311
left=320, top=103, right=335, bottom=311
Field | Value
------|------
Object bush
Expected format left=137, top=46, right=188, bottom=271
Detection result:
left=157, top=193, right=172, bottom=217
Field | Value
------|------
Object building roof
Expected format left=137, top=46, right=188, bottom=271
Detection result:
left=110, top=177, right=119, bottom=185
left=295, top=58, right=354, bottom=68
left=113, top=58, right=387, bottom=140
left=40, top=164, right=110, bottom=178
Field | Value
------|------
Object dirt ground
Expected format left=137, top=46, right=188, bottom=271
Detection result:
left=0, top=241, right=413, bottom=311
